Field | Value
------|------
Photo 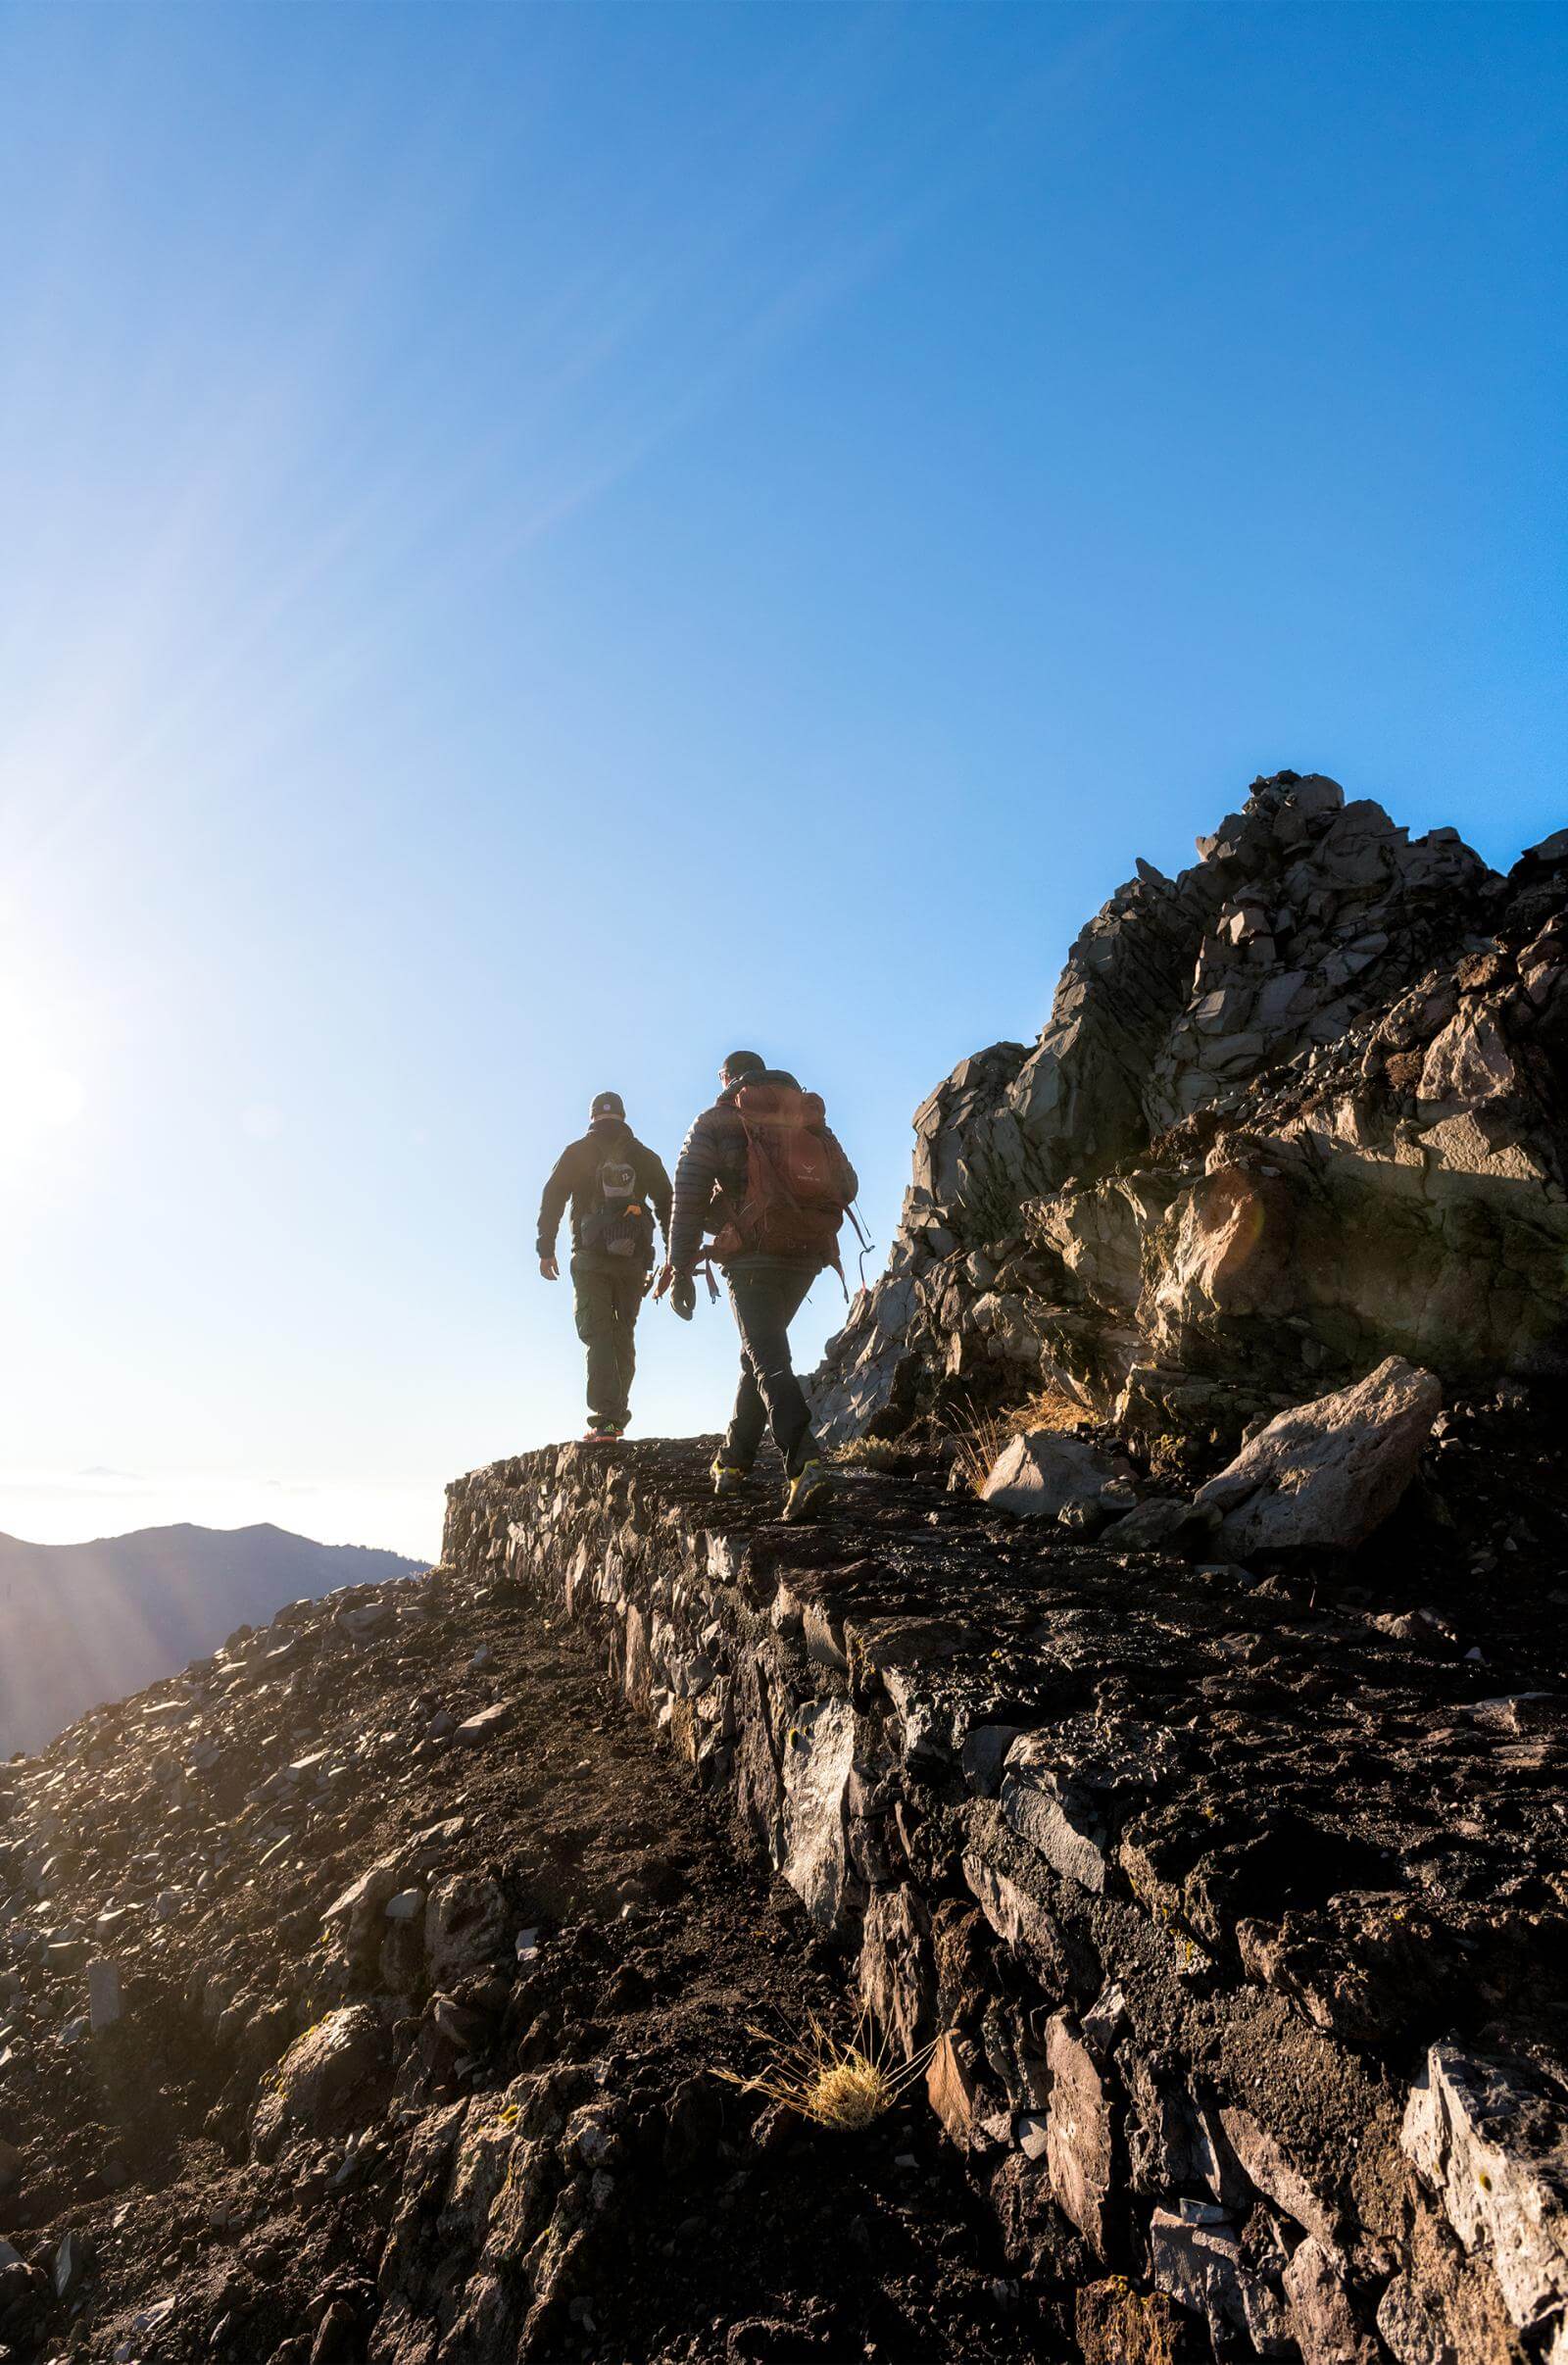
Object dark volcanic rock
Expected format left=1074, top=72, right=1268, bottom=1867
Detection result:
left=447, top=1437, right=1568, bottom=2364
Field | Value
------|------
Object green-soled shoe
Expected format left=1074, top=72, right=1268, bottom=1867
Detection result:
left=782, top=1458, right=833, bottom=1523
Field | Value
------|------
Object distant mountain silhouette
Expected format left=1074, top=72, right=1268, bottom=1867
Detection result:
left=0, top=1523, right=425, bottom=1757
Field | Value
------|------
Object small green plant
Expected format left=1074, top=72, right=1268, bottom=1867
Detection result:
left=719, top=2008, right=942, bottom=2132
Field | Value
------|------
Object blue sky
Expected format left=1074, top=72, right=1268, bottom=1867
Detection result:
left=0, top=2, right=1562, bottom=1560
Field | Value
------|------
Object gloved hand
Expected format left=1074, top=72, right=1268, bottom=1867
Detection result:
left=670, top=1272, right=696, bottom=1321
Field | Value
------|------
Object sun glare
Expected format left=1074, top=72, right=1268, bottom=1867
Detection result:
left=0, top=984, right=86, bottom=1170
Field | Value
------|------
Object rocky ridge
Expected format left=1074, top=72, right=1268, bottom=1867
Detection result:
left=0, top=1528, right=425, bottom=1762
left=809, top=774, right=1568, bottom=1455
left=449, top=1427, right=1568, bottom=2363
left=5, top=766, right=1568, bottom=2365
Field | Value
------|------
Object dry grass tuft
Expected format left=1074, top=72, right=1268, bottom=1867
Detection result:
left=946, top=1407, right=1014, bottom=1498
left=1014, top=1385, right=1093, bottom=1436
left=832, top=1436, right=924, bottom=1475
left=720, top=2009, right=941, bottom=2132
left=944, top=1385, right=1090, bottom=1496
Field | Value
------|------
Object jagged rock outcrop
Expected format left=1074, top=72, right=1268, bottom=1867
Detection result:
left=448, top=1434, right=1568, bottom=2363
left=810, top=775, right=1568, bottom=1453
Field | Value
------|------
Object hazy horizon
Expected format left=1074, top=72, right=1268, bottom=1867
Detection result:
left=0, top=1467, right=440, bottom=1562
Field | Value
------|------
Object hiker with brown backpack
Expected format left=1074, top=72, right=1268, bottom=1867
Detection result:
left=537, top=1091, right=673, bottom=1442
left=659, top=1051, right=858, bottom=1520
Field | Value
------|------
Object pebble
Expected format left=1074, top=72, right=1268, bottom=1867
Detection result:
left=455, top=1702, right=514, bottom=1745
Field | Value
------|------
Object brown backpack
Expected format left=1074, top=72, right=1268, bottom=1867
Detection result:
left=706, top=1081, right=853, bottom=1270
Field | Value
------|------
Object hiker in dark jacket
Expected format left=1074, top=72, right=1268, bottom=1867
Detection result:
left=538, top=1092, right=672, bottom=1441
left=663, top=1051, right=858, bottom=1520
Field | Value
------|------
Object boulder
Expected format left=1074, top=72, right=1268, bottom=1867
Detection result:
left=1193, top=1357, right=1441, bottom=1555
left=322, top=1853, right=406, bottom=1981
left=251, top=2005, right=389, bottom=2161
left=980, top=1431, right=1136, bottom=1522
left=1283, top=2239, right=1380, bottom=2364
left=925, top=2030, right=980, bottom=2146
left=1001, top=1718, right=1171, bottom=1894
left=454, top=1701, right=514, bottom=1745
left=1099, top=1496, right=1218, bottom=1553
left=779, top=1697, right=857, bottom=1929
left=425, top=1874, right=509, bottom=1986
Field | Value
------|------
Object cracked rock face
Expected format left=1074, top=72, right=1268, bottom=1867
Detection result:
left=1402, top=2045, right=1568, bottom=2351
left=809, top=771, right=1568, bottom=1454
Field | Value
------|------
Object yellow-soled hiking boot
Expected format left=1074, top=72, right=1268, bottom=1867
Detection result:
left=710, top=1456, right=750, bottom=1500
left=783, top=1457, right=833, bottom=1523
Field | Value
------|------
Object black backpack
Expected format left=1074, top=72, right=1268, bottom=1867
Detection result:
left=582, top=1153, right=656, bottom=1263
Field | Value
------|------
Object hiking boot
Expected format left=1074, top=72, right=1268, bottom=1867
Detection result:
left=783, top=1458, right=833, bottom=1522
left=710, top=1456, right=750, bottom=1499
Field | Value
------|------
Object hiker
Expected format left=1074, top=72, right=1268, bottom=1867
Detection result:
left=537, top=1091, right=673, bottom=1442
left=661, top=1051, right=858, bottom=1519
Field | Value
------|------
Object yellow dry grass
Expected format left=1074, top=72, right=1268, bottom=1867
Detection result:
left=719, top=2009, right=941, bottom=2131
left=945, top=1385, right=1089, bottom=1496
left=831, top=1436, right=924, bottom=1474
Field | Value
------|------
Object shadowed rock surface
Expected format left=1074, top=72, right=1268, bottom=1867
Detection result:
left=1, top=1404, right=1564, bottom=2360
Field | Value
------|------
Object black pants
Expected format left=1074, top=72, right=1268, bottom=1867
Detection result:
left=571, top=1255, right=645, bottom=1427
left=723, top=1260, right=819, bottom=1478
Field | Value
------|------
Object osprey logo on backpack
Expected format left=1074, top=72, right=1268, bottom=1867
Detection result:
left=583, top=1157, right=656, bottom=1262
left=707, top=1081, right=853, bottom=1272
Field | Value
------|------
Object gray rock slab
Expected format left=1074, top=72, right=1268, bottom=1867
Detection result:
left=1194, top=1356, right=1441, bottom=1554
left=980, top=1430, right=1136, bottom=1521
left=1402, top=2043, right=1568, bottom=2340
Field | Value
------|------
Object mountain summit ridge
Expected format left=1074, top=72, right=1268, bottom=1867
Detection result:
left=0, top=1523, right=425, bottom=1758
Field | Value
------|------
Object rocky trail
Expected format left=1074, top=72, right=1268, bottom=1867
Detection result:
left=450, top=1412, right=1568, bottom=2365
left=0, top=1525, right=1042, bottom=2365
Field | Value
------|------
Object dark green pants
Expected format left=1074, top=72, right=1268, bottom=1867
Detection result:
left=571, top=1254, right=645, bottom=1427
left=724, top=1258, right=819, bottom=1477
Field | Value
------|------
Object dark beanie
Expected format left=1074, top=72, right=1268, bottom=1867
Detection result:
left=721, top=1050, right=765, bottom=1083
left=590, top=1090, right=625, bottom=1120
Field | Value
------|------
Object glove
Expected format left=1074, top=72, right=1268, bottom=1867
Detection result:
left=670, top=1272, right=696, bottom=1321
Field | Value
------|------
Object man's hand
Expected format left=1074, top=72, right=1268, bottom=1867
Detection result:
left=539, top=1255, right=560, bottom=1281
left=670, top=1272, right=696, bottom=1321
